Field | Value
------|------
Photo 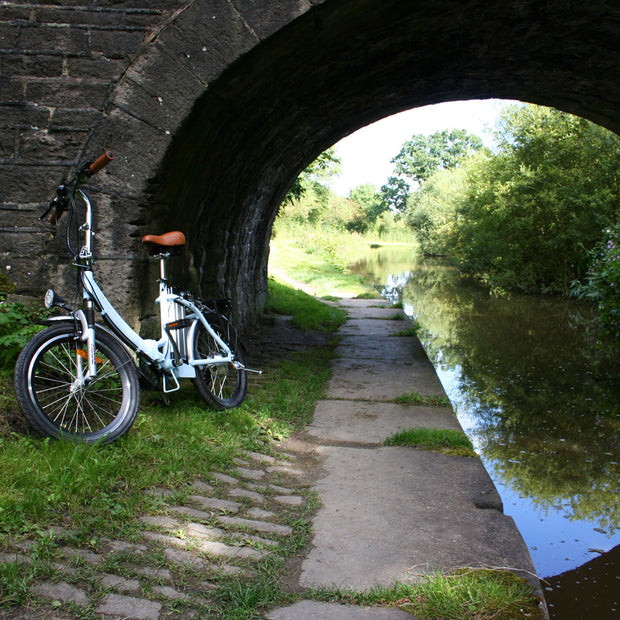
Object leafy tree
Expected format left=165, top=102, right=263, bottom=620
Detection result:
left=346, top=184, right=386, bottom=233
left=406, top=165, right=468, bottom=256
left=572, top=224, right=620, bottom=340
left=280, top=148, right=342, bottom=226
left=381, top=129, right=484, bottom=212
left=380, top=176, right=410, bottom=214
left=454, top=105, right=620, bottom=294
left=284, top=148, right=341, bottom=207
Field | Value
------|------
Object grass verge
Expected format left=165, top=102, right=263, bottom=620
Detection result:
left=0, top=281, right=339, bottom=617
left=311, top=568, right=546, bottom=620
left=384, top=427, right=477, bottom=457
left=393, top=391, right=451, bottom=408
left=269, top=238, right=374, bottom=298
left=264, top=278, right=347, bottom=331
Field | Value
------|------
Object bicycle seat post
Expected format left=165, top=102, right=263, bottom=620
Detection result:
left=159, top=253, right=168, bottom=282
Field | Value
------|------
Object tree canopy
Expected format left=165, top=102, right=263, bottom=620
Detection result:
left=381, top=128, right=484, bottom=212
left=284, top=148, right=341, bottom=206
left=455, top=105, right=620, bottom=293
left=403, top=105, right=620, bottom=297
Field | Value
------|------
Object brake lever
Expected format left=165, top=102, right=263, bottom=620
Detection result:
left=39, top=185, right=69, bottom=222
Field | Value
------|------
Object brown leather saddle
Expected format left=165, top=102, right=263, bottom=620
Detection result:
left=141, top=231, right=186, bottom=256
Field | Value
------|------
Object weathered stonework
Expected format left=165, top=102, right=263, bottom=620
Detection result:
left=1, top=0, right=619, bottom=326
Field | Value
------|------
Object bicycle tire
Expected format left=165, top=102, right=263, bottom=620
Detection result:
left=191, top=319, right=247, bottom=409
left=14, top=323, right=140, bottom=444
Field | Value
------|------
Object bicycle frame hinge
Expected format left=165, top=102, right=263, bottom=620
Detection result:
left=79, top=246, right=93, bottom=260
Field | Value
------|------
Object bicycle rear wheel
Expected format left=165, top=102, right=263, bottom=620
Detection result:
left=192, top=320, right=247, bottom=409
left=14, top=324, right=140, bottom=444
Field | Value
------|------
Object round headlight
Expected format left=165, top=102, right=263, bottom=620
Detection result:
left=44, top=289, right=55, bottom=309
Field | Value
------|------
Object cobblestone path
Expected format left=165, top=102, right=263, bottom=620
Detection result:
left=0, top=448, right=306, bottom=619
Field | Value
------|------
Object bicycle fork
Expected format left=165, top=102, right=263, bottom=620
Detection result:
left=72, top=300, right=99, bottom=386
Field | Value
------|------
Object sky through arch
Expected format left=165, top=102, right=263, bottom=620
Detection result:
left=330, top=99, right=519, bottom=196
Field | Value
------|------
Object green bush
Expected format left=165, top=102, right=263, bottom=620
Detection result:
left=0, top=297, right=44, bottom=370
left=573, top=224, right=620, bottom=340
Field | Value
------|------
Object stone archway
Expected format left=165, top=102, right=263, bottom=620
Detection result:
left=3, top=0, right=619, bottom=325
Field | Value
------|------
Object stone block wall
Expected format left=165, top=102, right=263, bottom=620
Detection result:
left=0, top=1, right=186, bottom=302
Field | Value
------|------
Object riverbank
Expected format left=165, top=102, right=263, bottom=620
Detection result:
left=337, top=243, right=620, bottom=619
left=268, top=233, right=419, bottom=299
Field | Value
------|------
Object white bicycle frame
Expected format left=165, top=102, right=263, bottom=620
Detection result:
left=73, top=190, right=237, bottom=392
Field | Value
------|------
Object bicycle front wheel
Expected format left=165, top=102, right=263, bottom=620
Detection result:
left=192, top=321, right=247, bottom=409
left=14, top=324, right=140, bottom=444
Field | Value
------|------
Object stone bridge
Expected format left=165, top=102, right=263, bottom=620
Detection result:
left=1, top=0, right=619, bottom=325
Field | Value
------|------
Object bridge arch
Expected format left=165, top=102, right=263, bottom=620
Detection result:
left=2, top=0, right=618, bottom=324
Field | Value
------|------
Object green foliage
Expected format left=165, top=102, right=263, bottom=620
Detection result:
left=314, top=569, right=544, bottom=619
left=275, top=148, right=415, bottom=247
left=453, top=105, right=620, bottom=294
left=0, top=338, right=334, bottom=540
left=0, top=560, right=31, bottom=607
left=0, top=297, right=45, bottom=370
left=284, top=148, right=341, bottom=208
left=0, top=274, right=16, bottom=295
left=346, top=184, right=388, bottom=233
left=399, top=104, right=620, bottom=315
left=406, top=165, right=468, bottom=256
left=402, top=569, right=544, bottom=619
left=390, top=325, right=420, bottom=337
left=392, top=391, right=451, bottom=408
left=381, top=129, right=484, bottom=212
left=269, top=237, right=372, bottom=299
left=278, top=186, right=356, bottom=233
left=572, top=224, right=620, bottom=339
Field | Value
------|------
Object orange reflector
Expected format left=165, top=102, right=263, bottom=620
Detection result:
left=76, top=349, right=103, bottom=364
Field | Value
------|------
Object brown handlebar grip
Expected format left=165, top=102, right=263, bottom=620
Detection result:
left=89, top=151, right=114, bottom=175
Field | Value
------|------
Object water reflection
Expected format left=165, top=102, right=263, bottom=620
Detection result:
left=349, top=247, right=620, bottom=583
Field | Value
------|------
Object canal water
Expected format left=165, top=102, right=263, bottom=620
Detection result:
left=348, top=245, right=620, bottom=619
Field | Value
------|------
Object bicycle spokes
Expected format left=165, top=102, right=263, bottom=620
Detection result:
left=33, top=343, right=122, bottom=433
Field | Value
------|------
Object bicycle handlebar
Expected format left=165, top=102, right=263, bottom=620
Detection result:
left=89, top=151, right=114, bottom=175
left=39, top=151, right=114, bottom=222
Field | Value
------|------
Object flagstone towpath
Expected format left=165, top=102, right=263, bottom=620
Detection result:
left=266, top=297, right=546, bottom=619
